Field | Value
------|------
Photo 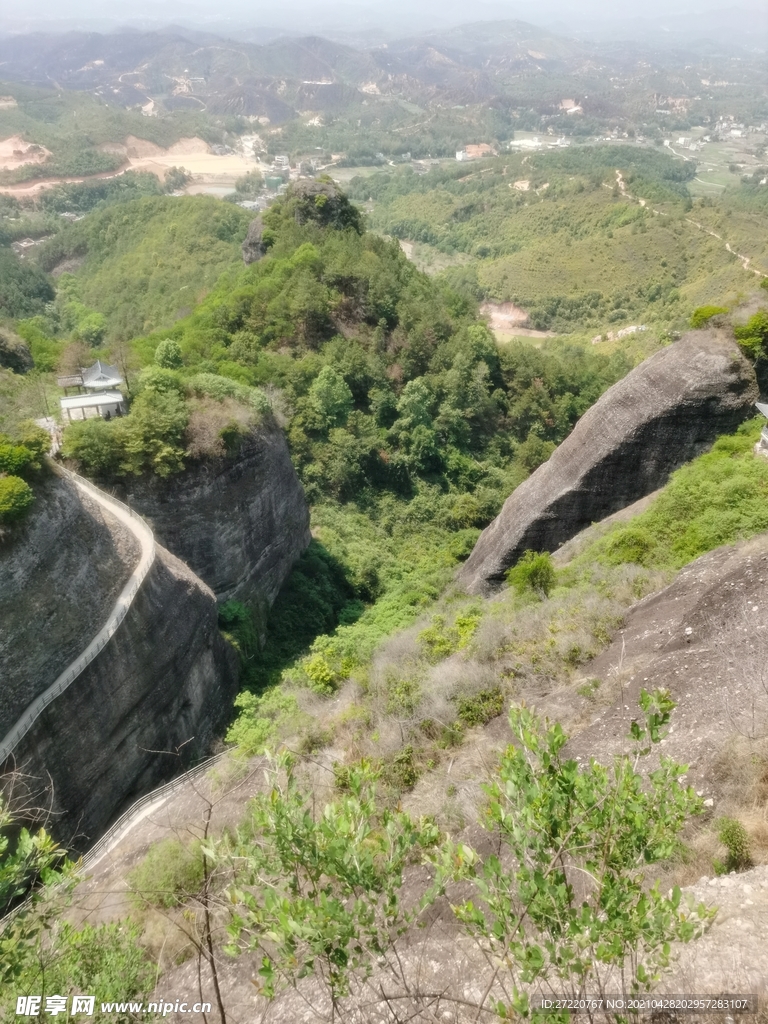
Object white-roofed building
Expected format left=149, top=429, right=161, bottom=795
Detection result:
left=59, top=390, right=127, bottom=423
left=58, top=361, right=126, bottom=423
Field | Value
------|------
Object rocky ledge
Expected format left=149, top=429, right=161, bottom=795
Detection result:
left=458, top=330, right=758, bottom=594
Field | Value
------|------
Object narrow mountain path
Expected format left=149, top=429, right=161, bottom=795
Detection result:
left=0, top=467, right=155, bottom=765
left=611, top=170, right=766, bottom=280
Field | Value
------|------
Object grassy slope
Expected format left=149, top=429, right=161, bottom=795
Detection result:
left=350, top=148, right=765, bottom=329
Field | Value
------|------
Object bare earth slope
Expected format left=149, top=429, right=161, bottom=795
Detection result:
left=458, top=330, right=758, bottom=594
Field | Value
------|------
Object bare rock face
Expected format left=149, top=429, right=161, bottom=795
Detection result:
left=241, top=215, right=268, bottom=265
left=118, top=418, right=311, bottom=630
left=458, top=331, right=758, bottom=594
left=0, top=474, right=139, bottom=737
left=6, top=545, right=238, bottom=850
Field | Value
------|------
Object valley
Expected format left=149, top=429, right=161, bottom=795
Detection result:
left=1, top=9, right=768, bottom=1022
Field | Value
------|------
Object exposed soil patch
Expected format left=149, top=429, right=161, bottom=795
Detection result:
left=0, top=134, right=51, bottom=170
left=481, top=300, right=556, bottom=339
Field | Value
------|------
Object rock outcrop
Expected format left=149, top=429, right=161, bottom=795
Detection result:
left=458, top=331, right=758, bottom=594
left=117, top=418, right=311, bottom=628
left=0, top=326, right=33, bottom=373
left=242, top=179, right=363, bottom=264
left=568, top=531, right=768, bottom=786
left=5, top=545, right=238, bottom=850
left=241, top=215, right=268, bottom=265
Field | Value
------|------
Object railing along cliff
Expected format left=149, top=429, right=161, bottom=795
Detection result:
left=81, top=750, right=229, bottom=872
left=0, top=466, right=156, bottom=766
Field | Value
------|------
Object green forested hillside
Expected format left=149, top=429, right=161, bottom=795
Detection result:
left=0, top=81, right=215, bottom=184
left=348, top=146, right=767, bottom=332
left=35, top=196, right=252, bottom=339
left=52, top=183, right=632, bottom=691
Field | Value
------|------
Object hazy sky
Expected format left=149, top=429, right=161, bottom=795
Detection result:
left=1, top=0, right=767, bottom=45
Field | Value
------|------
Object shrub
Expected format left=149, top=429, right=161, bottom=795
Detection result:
left=455, top=687, right=504, bottom=727
left=690, top=304, right=728, bottom=328
left=128, top=838, right=204, bottom=908
left=225, top=689, right=303, bottom=755
left=135, top=365, right=185, bottom=396
left=734, top=311, right=768, bottom=359
left=61, top=417, right=124, bottom=477
left=418, top=610, right=481, bottom=661
left=716, top=817, right=752, bottom=872
left=384, top=745, right=419, bottom=790
left=604, top=525, right=656, bottom=566
left=187, top=372, right=270, bottom=413
left=0, top=475, right=34, bottom=523
left=0, top=441, right=32, bottom=475
left=507, top=550, right=557, bottom=598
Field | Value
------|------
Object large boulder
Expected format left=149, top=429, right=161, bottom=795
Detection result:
left=458, top=330, right=758, bottom=594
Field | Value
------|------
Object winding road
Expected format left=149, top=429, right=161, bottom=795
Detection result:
left=0, top=467, right=155, bottom=766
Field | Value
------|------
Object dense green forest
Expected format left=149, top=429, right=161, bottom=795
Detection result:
left=34, top=196, right=252, bottom=339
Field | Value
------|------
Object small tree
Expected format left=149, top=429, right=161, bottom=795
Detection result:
left=0, top=793, right=75, bottom=994
left=430, top=689, right=714, bottom=1020
left=308, top=366, right=353, bottom=430
left=154, top=338, right=183, bottom=370
left=223, top=757, right=438, bottom=1012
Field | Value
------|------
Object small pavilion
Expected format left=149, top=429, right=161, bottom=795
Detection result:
left=58, top=360, right=127, bottom=423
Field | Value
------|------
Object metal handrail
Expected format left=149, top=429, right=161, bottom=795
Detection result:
left=81, top=751, right=228, bottom=871
left=0, top=466, right=156, bottom=765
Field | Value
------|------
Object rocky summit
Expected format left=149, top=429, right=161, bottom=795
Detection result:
left=458, top=330, right=759, bottom=594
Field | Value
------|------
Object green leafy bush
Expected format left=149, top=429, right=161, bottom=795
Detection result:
left=128, top=838, right=204, bottom=908
left=604, top=525, right=656, bottom=566
left=716, top=817, right=752, bottom=872
left=418, top=611, right=481, bottom=661
left=0, top=475, right=34, bottom=524
left=455, top=687, right=504, bottom=727
left=734, top=311, right=768, bottom=358
left=507, top=550, right=557, bottom=598
left=690, top=304, right=728, bottom=328
left=432, top=691, right=714, bottom=1016
left=0, top=441, right=33, bottom=475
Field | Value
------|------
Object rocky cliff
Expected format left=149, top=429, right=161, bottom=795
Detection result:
left=1, top=478, right=238, bottom=850
left=458, top=330, right=758, bottom=594
left=0, top=472, right=139, bottom=736
left=117, top=417, right=311, bottom=627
